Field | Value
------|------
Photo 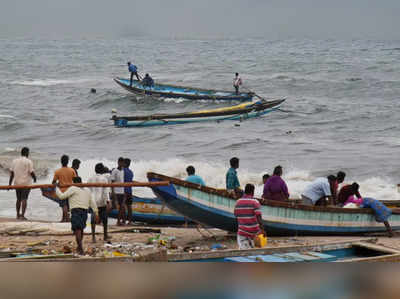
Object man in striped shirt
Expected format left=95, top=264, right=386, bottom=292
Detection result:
left=234, top=184, right=265, bottom=250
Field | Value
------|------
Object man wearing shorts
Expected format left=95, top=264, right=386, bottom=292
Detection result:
left=56, top=176, right=98, bottom=255
left=111, top=157, right=126, bottom=226
left=9, top=147, right=37, bottom=220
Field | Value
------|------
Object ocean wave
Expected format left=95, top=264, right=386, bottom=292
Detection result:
left=71, top=158, right=399, bottom=201
left=9, top=78, right=95, bottom=87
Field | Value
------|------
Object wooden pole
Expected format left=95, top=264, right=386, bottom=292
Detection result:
left=0, top=181, right=169, bottom=190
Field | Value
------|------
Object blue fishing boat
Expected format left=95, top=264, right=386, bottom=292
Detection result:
left=41, top=188, right=188, bottom=225
left=112, top=99, right=284, bottom=127
left=147, top=173, right=400, bottom=236
left=114, top=77, right=254, bottom=101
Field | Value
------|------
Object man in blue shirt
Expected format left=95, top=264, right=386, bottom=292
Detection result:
left=142, top=73, right=154, bottom=88
left=185, top=166, right=205, bottom=186
left=124, top=158, right=134, bottom=224
left=127, top=62, right=141, bottom=86
left=226, top=157, right=243, bottom=198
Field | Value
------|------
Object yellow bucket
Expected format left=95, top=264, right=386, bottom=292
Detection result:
left=254, top=234, right=267, bottom=248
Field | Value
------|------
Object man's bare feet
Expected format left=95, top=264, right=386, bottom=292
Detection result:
left=92, top=238, right=96, bottom=244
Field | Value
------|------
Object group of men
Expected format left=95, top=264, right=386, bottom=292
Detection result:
left=8, top=148, right=136, bottom=255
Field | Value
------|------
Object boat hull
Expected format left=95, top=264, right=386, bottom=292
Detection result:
left=113, top=107, right=280, bottom=127
left=41, top=188, right=187, bottom=225
left=114, top=78, right=254, bottom=101
left=147, top=173, right=400, bottom=236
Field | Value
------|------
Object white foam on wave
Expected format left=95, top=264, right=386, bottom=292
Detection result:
left=10, top=78, right=95, bottom=86
left=0, top=115, right=15, bottom=119
left=162, top=97, right=187, bottom=103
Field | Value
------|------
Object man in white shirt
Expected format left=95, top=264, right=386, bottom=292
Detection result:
left=301, top=175, right=337, bottom=206
left=56, top=176, right=98, bottom=255
left=88, top=163, right=111, bottom=243
left=111, top=157, right=126, bottom=226
left=9, top=147, right=37, bottom=220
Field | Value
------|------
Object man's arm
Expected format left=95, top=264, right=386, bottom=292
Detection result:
left=9, top=171, right=14, bottom=186
left=31, top=172, right=37, bottom=183
left=55, top=187, right=73, bottom=200
left=52, top=173, right=58, bottom=185
left=256, top=214, right=265, bottom=236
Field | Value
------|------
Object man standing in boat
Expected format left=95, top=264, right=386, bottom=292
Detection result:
left=127, top=62, right=141, bottom=86
left=226, top=157, right=243, bottom=198
left=234, top=184, right=265, bottom=250
left=233, top=73, right=242, bottom=95
left=9, top=147, right=37, bottom=220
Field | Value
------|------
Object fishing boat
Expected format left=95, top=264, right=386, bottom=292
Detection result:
left=114, top=77, right=254, bottom=101
left=147, top=173, right=400, bottom=236
left=112, top=99, right=285, bottom=128
left=41, top=188, right=188, bottom=225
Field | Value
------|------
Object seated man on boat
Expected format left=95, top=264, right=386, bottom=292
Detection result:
left=301, top=175, right=337, bottom=206
left=234, top=183, right=265, bottom=250
left=233, top=73, right=242, bottom=95
left=185, top=165, right=205, bottom=186
left=226, top=157, right=243, bottom=198
left=141, top=73, right=154, bottom=88
left=127, top=62, right=141, bottom=86
left=262, top=165, right=289, bottom=203
left=337, top=182, right=362, bottom=207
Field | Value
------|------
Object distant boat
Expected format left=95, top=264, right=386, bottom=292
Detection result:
left=147, top=172, right=400, bottom=236
left=41, top=188, right=188, bottom=225
left=112, top=99, right=285, bottom=127
left=114, top=77, right=254, bottom=101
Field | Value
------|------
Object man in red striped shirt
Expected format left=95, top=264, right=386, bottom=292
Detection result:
left=234, top=184, right=265, bottom=249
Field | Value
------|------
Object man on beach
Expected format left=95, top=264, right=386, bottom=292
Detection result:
left=226, top=157, right=243, bottom=198
left=88, top=163, right=111, bottom=243
left=128, top=62, right=140, bottom=86
left=124, top=158, right=134, bottom=225
left=56, top=176, right=98, bottom=255
left=9, top=147, right=37, bottom=220
left=52, top=155, right=76, bottom=222
left=234, top=184, right=265, bottom=250
left=111, top=157, right=126, bottom=226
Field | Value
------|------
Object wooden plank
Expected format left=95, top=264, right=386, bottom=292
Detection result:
left=0, top=181, right=169, bottom=190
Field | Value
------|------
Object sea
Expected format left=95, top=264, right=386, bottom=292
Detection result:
left=1, top=37, right=400, bottom=221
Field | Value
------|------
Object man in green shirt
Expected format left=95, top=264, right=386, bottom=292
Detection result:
left=226, top=157, right=243, bottom=198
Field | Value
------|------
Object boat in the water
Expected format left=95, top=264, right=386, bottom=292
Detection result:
left=41, top=187, right=188, bottom=225
left=114, top=77, right=254, bottom=101
left=147, top=172, right=400, bottom=236
left=112, top=99, right=285, bottom=127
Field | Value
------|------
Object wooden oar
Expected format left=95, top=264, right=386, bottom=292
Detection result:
left=241, top=86, right=268, bottom=102
left=0, top=181, right=169, bottom=190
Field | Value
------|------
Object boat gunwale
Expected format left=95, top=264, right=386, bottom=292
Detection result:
left=147, top=172, right=400, bottom=215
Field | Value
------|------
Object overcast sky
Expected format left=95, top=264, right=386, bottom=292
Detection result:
left=1, top=0, right=400, bottom=39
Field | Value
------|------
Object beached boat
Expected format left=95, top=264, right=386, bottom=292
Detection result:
left=147, top=173, right=400, bottom=236
left=112, top=99, right=284, bottom=127
left=41, top=188, right=188, bottom=225
left=114, top=77, right=254, bottom=101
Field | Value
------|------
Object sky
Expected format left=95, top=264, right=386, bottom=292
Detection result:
left=1, top=0, right=400, bottom=39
